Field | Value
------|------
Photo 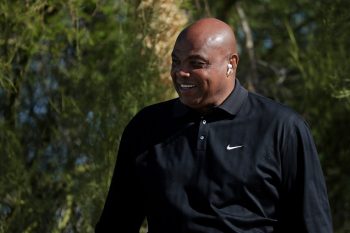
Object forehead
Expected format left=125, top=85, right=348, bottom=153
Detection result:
left=172, top=35, right=223, bottom=59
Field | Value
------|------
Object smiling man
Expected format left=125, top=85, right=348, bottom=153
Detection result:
left=95, top=18, right=332, bottom=233
left=171, top=19, right=238, bottom=112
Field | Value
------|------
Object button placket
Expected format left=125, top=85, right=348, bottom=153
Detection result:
left=197, top=117, right=208, bottom=151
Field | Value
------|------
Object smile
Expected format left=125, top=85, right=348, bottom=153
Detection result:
left=179, top=84, right=196, bottom=89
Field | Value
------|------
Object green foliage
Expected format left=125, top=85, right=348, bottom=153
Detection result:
left=0, top=0, right=168, bottom=232
left=1, top=0, right=349, bottom=232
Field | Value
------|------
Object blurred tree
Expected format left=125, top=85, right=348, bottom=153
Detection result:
left=0, top=0, right=187, bottom=232
left=2, top=0, right=349, bottom=232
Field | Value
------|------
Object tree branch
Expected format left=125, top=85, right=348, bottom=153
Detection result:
left=235, top=2, right=257, bottom=92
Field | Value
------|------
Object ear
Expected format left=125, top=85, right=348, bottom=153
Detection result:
left=229, top=53, right=239, bottom=71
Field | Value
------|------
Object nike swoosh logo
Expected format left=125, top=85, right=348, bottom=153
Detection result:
left=226, top=145, right=244, bottom=150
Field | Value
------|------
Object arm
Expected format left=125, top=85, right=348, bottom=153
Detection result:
left=95, top=123, right=145, bottom=233
left=278, top=117, right=333, bottom=233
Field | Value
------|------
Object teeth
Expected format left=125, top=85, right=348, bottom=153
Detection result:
left=180, top=84, right=195, bottom=88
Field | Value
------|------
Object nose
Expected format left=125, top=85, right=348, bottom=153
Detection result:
left=177, top=70, right=190, bottom=78
left=172, top=65, right=190, bottom=78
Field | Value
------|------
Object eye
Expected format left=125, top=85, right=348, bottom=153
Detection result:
left=190, top=60, right=207, bottom=69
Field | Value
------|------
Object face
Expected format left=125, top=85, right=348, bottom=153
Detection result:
left=171, top=36, right=236, bottom=112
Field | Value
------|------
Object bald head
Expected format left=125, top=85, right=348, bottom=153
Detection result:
left=177, top=18, right=237, bottom=55
left=170, top=18, right=239, bottom=112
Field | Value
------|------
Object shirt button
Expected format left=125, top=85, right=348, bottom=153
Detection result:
left=200, top=136, right=205, bottom=140
left=202, top=120, right=206, bottom=124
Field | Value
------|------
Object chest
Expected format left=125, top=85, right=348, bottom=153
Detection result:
left=135, top=117, right=282, bottom=207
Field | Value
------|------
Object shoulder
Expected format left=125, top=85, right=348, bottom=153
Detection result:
left=120, top=98, right=181, bottom=152
left=133, top=98, right=178, bottom=122
left=245, top=92, right=308, bottom=129
left=124, top=98, right=179, bottom=132
left=138, top=98, right=179, bottom=116
left=248, top=92, right=301, bottom=117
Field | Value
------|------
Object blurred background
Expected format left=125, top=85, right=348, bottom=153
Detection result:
left=1, top=0, right=349, bottom=232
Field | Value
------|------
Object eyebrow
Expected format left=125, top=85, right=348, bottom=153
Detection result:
left=171, top=54, right=207, bottom=61
left=188, top=55, right=206, bottom=61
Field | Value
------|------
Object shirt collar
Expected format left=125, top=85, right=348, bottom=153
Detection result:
left=218, top=79, right=248, bottom=116
left=173, top=79, right=248, bottom=118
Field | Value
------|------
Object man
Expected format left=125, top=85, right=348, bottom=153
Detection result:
left=95, top=18, right=332, bottom=233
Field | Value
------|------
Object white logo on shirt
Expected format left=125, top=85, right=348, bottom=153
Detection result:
left=226, top=145, right=244, bottom=150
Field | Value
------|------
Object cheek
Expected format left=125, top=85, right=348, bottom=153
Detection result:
left=206, top=74, right=226, bottom=93
left=201, top=71, right=216, bottom=87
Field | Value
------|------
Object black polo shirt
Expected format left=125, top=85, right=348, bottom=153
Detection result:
left=96, top=80, right=332, bottom=233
